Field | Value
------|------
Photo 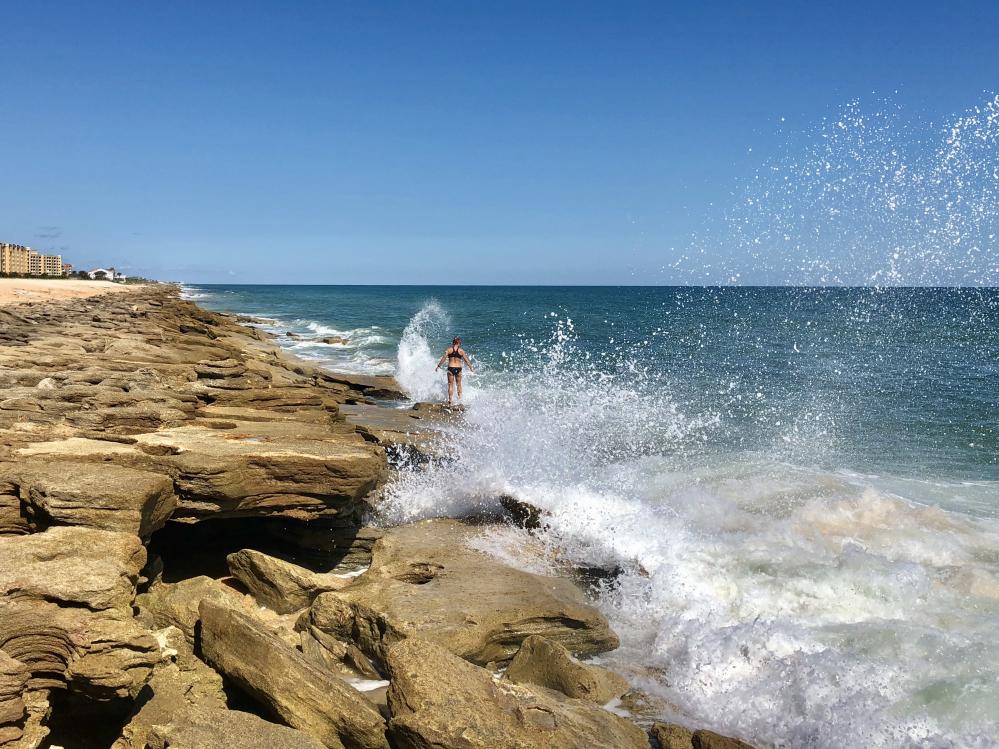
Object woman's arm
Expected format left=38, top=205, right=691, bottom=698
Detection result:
left=461, top=349, right=474, bottom=372
left=435, top=352, right=448, bottom=370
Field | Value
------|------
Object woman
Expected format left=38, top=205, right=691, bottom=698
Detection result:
left=435, top=336, right=474, bottom=405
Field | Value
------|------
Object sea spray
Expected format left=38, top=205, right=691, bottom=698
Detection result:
left=395, top=300, right=453, bottom=402
left=676, top=95, right=999, bottom=286
left=380, top=302, right=999, bottom=748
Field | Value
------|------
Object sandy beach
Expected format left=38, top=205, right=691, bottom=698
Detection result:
left=0, top=278, right=142, bottom=306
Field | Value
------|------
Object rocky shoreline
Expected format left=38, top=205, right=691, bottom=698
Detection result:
left=0, top=285, right=756, bottom=749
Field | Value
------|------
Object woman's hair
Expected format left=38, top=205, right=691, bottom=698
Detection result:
left=452, top=337, right=461, bottom=345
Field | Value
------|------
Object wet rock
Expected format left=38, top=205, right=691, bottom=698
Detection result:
left=305, top=520, right=618, bottom=668
left=0, top=527, right=145, bottom=612
left=227, top=549, right=351, bottom=614
left=651, top=722, right=758, bottom=749
left=505, top=635, right=630, bottom=704
left=6, top=460, right=176, bottom=537
left=385, top=637, right=649, bottom=749
left=199, top=599, right=389, bottom=749
left=338, top=404, right=438, bottom=457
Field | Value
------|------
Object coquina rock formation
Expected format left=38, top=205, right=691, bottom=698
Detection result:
left=0, top=286, right=758, bottom=749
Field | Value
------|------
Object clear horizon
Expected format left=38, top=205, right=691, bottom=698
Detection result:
left=2, top=1, right=997, bottom=285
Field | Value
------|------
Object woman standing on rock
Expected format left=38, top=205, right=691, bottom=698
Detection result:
left=435, top=337, right=474, bottom=405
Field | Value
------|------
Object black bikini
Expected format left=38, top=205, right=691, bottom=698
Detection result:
left=447, top=347, right=463, bottom=375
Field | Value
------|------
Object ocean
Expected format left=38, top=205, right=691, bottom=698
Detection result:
left=185, top=283, right=999, bottom=748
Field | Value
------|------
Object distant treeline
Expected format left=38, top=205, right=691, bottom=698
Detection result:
left=0, top=271, right=95, bottom=280
left=0, top=272, right=156, bottom=284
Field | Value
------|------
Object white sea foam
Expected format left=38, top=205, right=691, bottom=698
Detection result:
left=381, top=304, right=999, bottom=749
left=179, top=284, right=208, bottom=300
left=395, top=301, right=453, bottom=402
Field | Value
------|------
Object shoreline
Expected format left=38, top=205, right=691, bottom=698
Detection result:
left=0, top=284, right=756, bottom=749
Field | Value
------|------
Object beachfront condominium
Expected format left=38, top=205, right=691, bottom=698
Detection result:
left=42, top=254, right=63, bottom=276
left=0, top=243, right=31, bottom=274
left=1, top=243, right=65, bottom=276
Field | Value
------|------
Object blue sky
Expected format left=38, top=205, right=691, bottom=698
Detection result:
left=1, top=1, right=997, bottom=284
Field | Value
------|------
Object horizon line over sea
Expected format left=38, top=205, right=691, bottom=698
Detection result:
left=184, top=281, right=999, bottom=289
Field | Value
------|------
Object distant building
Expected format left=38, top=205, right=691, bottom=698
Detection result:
left=42, top=254, right=63, bottom=276
left=2, top=241, right=83, bottom=277
left=0, top=243, right=31, bottom=274
left=88, top=267, right=126, bottom=282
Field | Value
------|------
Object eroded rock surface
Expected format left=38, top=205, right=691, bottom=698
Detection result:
left=135, top=576, right=240, bottom=643
left=5, top=460, right=176, bottom=537
left=651, top=722, right=759, bottom=749
left=144, top=708, right=331, bottom=749
left=227, top=549, right=351, bottom=614
left=0, top=526, right=145, bottom=611
left=199, top=599, right=389, bottom=749
left=505, top=635, right=630, bottom=704
left=385, top=637, right=649, bottom=749
left=113, top=626, right=227, bottom=749
left=305, top=520, right=619, bottom=668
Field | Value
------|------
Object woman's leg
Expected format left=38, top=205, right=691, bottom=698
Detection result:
left=446, top=370, right=455, bottom=404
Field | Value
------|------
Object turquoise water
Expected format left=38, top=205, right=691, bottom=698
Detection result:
left=191, top=285, right=997, bottom=482
left=188, top=283, right=999, bottom=748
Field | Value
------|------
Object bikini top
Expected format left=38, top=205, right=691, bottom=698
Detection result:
left=447, top=347, right=462, bottom=362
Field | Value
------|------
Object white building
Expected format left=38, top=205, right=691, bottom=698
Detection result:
left=88, top=267, right=127, bottom=282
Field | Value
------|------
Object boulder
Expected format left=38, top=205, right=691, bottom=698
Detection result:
left=227, top=549, right=350, bottom=614
left=505, top=635, right=630, bottom=704
left=0, top=527, right=145, bottom=612
left=385, top=638, right=649, bottom=749
left=305, top=520, right=618, bottom=667
left=198, top=599, right=389, bottom=749
left=7, top=460, right=176, bottom=537
left=144, top=708, right=331, bottom=749
left=135, top=576, right=238, bottom=643
left=651, top=722, right=758, bottom=749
